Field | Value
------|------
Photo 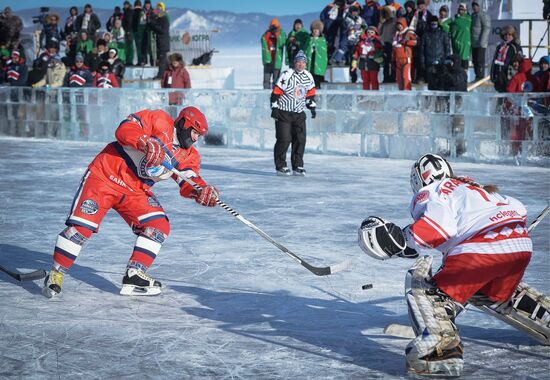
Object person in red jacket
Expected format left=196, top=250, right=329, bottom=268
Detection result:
left=43, top=107, right=219, bottom=298
left=352, top=26, right=384, bottom=90
left=94, top=60, right=120, bottom=88
left=161, top=52, right=191, bottom=105
left=505, top=58, right=540, bottom=161
left=392, top=17, right=417, bottom=90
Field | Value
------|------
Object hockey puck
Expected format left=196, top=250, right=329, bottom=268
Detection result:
left=362, top=284, right=373, bottom=290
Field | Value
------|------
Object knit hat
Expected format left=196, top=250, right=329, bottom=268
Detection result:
left=294, top=18, right=303, bottom=25
left=458, top=3, right=467, bottom=10
left=294, top=50, right=307, bottom=64
left=75, top=52, right=84, bottom=62
left=472, top=1, right=480, bottom=6
left=108, top=48, right=118, bottom=57
left=11, top=50, right=20, bottom=58
left=540, top=56, right=550, bottom=66
left=428, top=15, right=439, bottom=23
left=367, top=25, right=378, bottom=34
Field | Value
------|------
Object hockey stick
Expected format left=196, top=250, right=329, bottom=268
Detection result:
left=527, top=204, right=550, bottom=233
left=0, top=265, right=47, bottom=282
left=162, top=161, right=351, bottom=276
left=384, top=204, right=550, bottom=338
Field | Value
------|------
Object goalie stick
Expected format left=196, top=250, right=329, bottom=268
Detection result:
left=0, top=265, right=47, bottom=282
left=163, top=161, right=351, bottom=276
left=384, top=204, right=550, bottom=338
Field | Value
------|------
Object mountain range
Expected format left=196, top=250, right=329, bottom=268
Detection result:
left=16, top=7, right=319, bottom=47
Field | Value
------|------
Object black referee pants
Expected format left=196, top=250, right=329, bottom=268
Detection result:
left=274, top=110, right=307, bottom=170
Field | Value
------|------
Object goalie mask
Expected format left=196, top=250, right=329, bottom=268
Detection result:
left=410, top=154, right=454, bottom=194
left=175, top=106, right=208, bottom=149
left=358, top=216, right=407, bottom=260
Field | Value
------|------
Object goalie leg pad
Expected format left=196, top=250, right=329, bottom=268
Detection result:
left=405, top=256, right=464, bottom=376
left=469, top=282, right=550, bottom=345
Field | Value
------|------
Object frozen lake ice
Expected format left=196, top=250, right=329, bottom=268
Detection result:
left=0, top=137, right=549, bottom=379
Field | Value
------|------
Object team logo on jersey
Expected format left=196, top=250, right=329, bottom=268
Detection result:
left=147, top=196, right=161, bottom=208
left=295, top=85, right=306, bottom=98
left=80, top=199, right=98, bottom=215
left=414, top=190, right=429, bottom=206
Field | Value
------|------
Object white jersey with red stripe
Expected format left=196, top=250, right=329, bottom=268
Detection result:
left=405, top=177, right=532, bottom=258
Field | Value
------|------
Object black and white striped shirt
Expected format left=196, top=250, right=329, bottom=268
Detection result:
left=272, top=69, right=316, bottom=113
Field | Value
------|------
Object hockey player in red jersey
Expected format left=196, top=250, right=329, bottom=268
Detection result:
left=358, top=153, right=549, bottom=376
left=43, top=107, right=219, bottom=298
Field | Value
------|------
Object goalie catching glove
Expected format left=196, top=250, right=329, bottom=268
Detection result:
left=358, top=216, right=418, bottom=260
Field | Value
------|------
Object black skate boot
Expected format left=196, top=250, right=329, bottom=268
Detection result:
left=120, top=267, right=162, bottom=296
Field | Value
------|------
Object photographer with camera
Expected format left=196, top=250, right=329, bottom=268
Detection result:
left=40, top=13, right=62, bottom=50
left=261, top=18, right=286, bottom=89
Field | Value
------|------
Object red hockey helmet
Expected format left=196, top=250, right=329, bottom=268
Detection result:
left=174, top=106, right=208, bottom=148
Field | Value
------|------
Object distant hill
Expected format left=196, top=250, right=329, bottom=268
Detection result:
left=16, top=7, right=319, bottom=47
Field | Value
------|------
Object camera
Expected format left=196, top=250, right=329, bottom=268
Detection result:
left=32, top=7, right=50, bottom=25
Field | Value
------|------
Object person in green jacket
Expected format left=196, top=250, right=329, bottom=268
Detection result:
left=450, top=3, right=472, bottom=70
left=305, top=20, right=328, bottom=89
left=438, top=5, right=452, bottom=34
left=77, top=30, right=94, bottom=59
left=286, top=19, right=310, bottom=65
left=261, top=18, right=286, bottom=89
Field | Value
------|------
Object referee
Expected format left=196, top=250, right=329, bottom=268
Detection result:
left=270, top=50, right=317, bottom=176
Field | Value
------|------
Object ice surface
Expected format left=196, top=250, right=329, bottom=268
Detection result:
left=0, top=137, right=549, bottom=379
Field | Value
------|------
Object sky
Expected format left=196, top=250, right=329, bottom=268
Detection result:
left=0, top=0, right=347, bottom=15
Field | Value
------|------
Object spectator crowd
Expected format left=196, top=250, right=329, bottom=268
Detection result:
left=260, top=0, right=550, bottom=94
left=0, top=1, right=179, bottom=89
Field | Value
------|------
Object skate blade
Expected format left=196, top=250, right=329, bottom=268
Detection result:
left=120, top=284, right=162, bottom=296
left=407, top=359, right=463, bottom=378
left=42, top=287, right=59, bottom=299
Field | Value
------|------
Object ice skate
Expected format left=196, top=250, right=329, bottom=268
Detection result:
left=293, top=167, right=306, bottom=176
left=120, top=268, right=162, bottom=296
left=406, top=343, right=464, bottom=377
left=42, top=269, right=64, bottom=298
left=276, top=167, right=291, bottom=176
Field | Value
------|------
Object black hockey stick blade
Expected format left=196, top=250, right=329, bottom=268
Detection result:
left=0, top=266, right=47, bottom=282
left=302, top=258, right=352, bottom=276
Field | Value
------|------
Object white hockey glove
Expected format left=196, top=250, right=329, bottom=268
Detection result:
left=358, top=216, right=412, bottom=260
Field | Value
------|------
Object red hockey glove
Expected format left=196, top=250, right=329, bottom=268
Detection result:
left=195, top=185, right=219, bottom=207
left=137, top=136, right=164, bottom=168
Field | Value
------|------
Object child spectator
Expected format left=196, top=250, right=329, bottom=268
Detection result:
left=305, top=20, right=328, bottom=89
left=94, top=61, right=119, bottom=88
left=261, top=18, right=286, bottom=89
left=352, top=26, right=383, bottom=90
left=161, top=52, right=191, bottom=105
left=64, top=53, right=93, bottom=87
left=392, top=17, right=416, bottom=90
